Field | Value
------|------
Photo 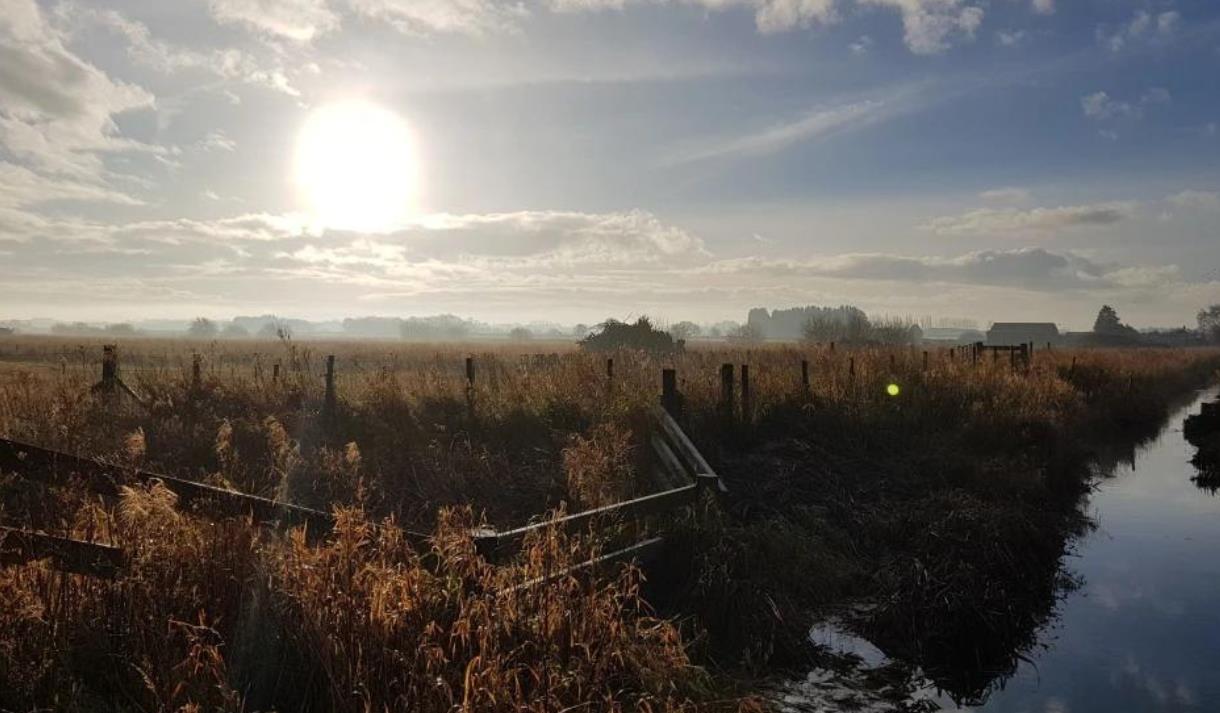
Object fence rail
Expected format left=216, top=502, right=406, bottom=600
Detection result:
left=0, top=526, right=124, bottom=578
left=0, top=437, right=334, bottom=536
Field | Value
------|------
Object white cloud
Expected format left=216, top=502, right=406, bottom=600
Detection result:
left=850, top=34, right=874, bottom=54
left=551, top=0, right=838, bottom=34
left=1082, top=91, right=1135, bottom=120
left=996, top=29, right=1026, bottom=47
left=57, top=4, right=300, bottom=96
left=922, top=202, right=1137, bottom=236
left=346, top=0, right=530, bottom=36
left=195, top=131, right=238, bottom=152
left=1156, top=10, right=1180, bottom=35
left=207, top=0, right=340, bottom=41
left=1098, top=9, right=1178, bottom=52
left=667, top=83, right=928, bottom=164
left=699, top=247, right=1177, bottom=291
left=0, top=0, right=157, bottom=180
left=857, top=0, right=983, bottom=55
left=1031, top=0, right=1053, bottom=16
left=751, top=0, right=838, bottom=33
left=1081, top=88, right=1170, bottom=124
left=1167, top=190, right=1220, bottom=211
left=979, top=187, right=1030, bottom=204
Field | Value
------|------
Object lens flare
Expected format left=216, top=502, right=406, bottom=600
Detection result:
left=886, top=383, right=901, bottom=397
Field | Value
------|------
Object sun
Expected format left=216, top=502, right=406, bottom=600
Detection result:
left=294, top=101, right=419, bottom=232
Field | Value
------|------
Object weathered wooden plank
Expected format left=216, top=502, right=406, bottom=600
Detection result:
left=0, top=526, right=124, bottom=578
left=652, top=405, right=728, bottom=494
left=649, top=433, right=689, bottom=491
left=0, top=437, right=333, bottom=535
left=473, top=484, right=696, bottom=562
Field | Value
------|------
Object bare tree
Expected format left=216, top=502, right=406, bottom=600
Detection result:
left=187, top=317, right=218, bottom=339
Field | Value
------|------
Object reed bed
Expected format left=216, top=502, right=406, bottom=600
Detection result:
left=1, top=334, right=1218, bottom=710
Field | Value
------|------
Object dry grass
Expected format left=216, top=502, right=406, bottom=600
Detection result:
left=1, top=334, right=1218, bottom=710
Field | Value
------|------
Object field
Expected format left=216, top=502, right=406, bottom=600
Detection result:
left=2, top=335, right=1219, bottom=712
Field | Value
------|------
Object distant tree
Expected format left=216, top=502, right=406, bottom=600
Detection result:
left=731, top=322, right=764, bottom=344
left=1093, top=305, right=1121, bottom=334
left=572, top=323, right=591, bottom=338
left=1092, top=305, right=1139, bottom=337
left=258, top=320, right=291, bottom=340
left=104, top=323, right=136, bottom=335
left=187, top=317, right=218, bottom=339
left=579, top=317, right=679, bottom=354
left=1199, top=305, right=1220, bottom=344
left=508, top=327, right=534, bottom=341
left=669, top=321, right=701, bottom=341
left=221, top=322, right=250, bottom=338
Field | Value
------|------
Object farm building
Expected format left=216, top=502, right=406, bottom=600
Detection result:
left=921, top=327, right=985, bottom=345
left=987, top=322, right=1060, bottom=346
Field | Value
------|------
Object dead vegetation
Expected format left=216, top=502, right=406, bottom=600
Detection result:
left=1, top=336, right=1218, bottom=710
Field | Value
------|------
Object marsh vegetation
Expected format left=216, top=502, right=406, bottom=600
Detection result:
left=1, top=335, right=1218, bottom=711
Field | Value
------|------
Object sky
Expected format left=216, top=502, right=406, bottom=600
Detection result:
left=1, top=0, right=1218, bottom=329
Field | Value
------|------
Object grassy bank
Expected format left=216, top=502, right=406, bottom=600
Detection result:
left=1, top=337, right=1218, bottom=710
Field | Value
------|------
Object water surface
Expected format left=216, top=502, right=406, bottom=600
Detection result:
left=942, top=387, right=1220, bottom=712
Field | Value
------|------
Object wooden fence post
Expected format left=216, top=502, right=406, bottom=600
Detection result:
left=465, top=356, right=475, bottom=417
left=100, top=345, right=117, bottom=392
left=740, top=364, right=751, bottom=423
left=849, top=356, right=855, bottom=379
left=801, top=359, right=810, bottom=396
left=323, top=355, right=336, bottom=422
left=191, top=353, right=201, bottom=391
left=272, top=362, right=280, bottom=383
left=720, top=363, right=734, bottom=419
left=829, top=341, right=836, bottom=353
left=922, top=351, right=928, bottom=371
left=661, top=368, right=681, bottom=418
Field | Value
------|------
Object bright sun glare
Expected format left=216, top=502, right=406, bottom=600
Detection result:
left=295, top=101, right=419, bottom=232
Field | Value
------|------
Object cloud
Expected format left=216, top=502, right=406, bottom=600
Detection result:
left=195, top=131, right=238, bottom=153
left=1097, top=9, right=1178, bottom=52
left=996, top=29, right=1026, bottom=47
left=857, top=0, right=984, bottom=54
left=402, top=209, right=708, bottom=264
left=57, top=3, right=300, bottom=96
left=1167, top=190, right=1220, bottom=210
left=1031, top=0, right=1053, bottom=16
left=345, top=0, right=530, bottom=36
left=979, top=187, right=1030, bottom=203
left=0, top=162, right=143, bottom=212
left=206, top=0, right=340, bottom=41
left=850, top=34, right=874, bottom=54
left=0, top=0, right=156, bottom=180
left=551, top=0, right=838, bottom=34
left=922, top=202, right=1136, bottom=236
left=666, top=82, right=929, bottom=164
left=699, top=247, right=1178, bottom=291
left=1081, top=88, right=1169, bottom=122
left=1082, top=91, right=1135, bottom=120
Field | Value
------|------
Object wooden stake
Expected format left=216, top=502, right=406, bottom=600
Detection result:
left=661, top=368, right=681, bottom=418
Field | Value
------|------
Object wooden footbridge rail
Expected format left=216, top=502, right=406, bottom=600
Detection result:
left=475, top=381, right=727, bottom=571
left=0, top=437, right=334, bottom=536
left=0, top=525, right=124, bottom=578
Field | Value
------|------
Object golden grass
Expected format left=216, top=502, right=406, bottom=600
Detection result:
left=1, top=334, right=1218, bottom=710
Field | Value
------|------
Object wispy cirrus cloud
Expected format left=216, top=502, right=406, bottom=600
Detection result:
left=664, top=82, right=932, bottom=165
left=921, top=202, right=1137, bottom=236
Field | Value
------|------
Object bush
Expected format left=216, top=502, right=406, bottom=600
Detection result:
left=579, top=317, right=679, bottom=354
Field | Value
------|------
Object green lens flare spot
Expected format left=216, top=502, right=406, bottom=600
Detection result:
left=886, top=383, right=901, bottom=397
